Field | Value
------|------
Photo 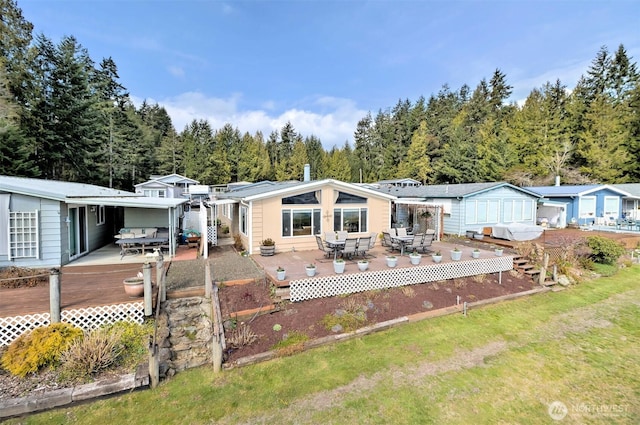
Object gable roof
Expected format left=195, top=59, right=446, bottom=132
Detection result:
left=135, top=174, right=199, bottom=188
left=0, top=175, right=188, bottom=209
left=612, top=183, right=640, bottom=198
left=372, top=182, right=541, bottom=199
left=527, top=184, right=633, bottom=198
left=218, top=179, right=396, bottom=202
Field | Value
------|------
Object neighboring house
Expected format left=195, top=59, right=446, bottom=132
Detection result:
left=134, top=174, right=199, bottom=199
left=0, top=175, right=188, bottom=268
left=612, top=183, right=640, bottom=220
left=374, top=182, right=542, bottom=236
left=375, top=178, right=422, bottom=188
left=527, top=184, right=635, bottom=226
left=216, top=179, right=396, bottom=255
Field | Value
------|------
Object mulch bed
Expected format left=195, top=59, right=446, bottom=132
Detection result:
left=220, top=270, right=537, bottom=363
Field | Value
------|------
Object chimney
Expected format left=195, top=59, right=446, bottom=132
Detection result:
left=304, top=164, right=311, bottom=182
left=555, top=176, right=560, bottom=186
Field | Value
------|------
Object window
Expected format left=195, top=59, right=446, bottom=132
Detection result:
left=335, top=192, right=366, bottom=204
left=8, top=211, right=39, bottom=259
left=333, top=208, right=368, bottom=232
left=603, top=196, right=619, bottom=217
left=97, top=205, right=105, bottom=226
left=240, top=206, right=248, bottom=235
left=143, top=189, right=166, bottom=198
left=465, top=200, right=499, bottom=224
left=502, top=199, right=534, bottom=222
left=579, top=196, right=596, bottom=218
left=282, top=192, right=319, bottom=204
left=281, top=209, right=321, bottom=237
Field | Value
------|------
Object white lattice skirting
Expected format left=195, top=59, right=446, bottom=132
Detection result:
left=0, top=302, right=144, bottom=346
left=289, top=256, right=514, bottom=302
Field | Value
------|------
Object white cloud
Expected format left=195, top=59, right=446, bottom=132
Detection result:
left=145, top=92, right=366, bottom=150
left=167, top=66, right=185, bottom=78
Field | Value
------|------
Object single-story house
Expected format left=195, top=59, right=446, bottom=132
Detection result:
left=0, top=175, right=188, bottom=268
left=373, top=182, right=542, bottom=237
left=134, top=173, right=199, bottom=199
left=527, top=184, right=636, bottom=226
left=612, top=183, right=640, bottom=220
left=215, top=179, right=396, bottom=255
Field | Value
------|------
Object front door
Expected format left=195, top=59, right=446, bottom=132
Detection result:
left=68, top=206, right=88, bottom=260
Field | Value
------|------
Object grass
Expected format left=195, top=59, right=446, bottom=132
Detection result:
left=10, top=267, right=640, bottom=424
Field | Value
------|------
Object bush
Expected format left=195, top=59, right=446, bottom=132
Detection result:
left=227, top=323, right=257, bottom=348
left=271, top=331, right=309, bottom=356
left=586, top=236, right=626, bottom=265
left=1, top=323, right=83, bottom=377
left=59, top=327, right=124, bottom=382
left=102, top=320, right=153, bottom=367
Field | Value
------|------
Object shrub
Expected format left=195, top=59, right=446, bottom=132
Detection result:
left=586, top=236, right=626, bottom=265
left=227, top=323, right=258, bottom=348
left=271, top=331, right=309, bottom=356
left=59, top=327, right=124, bottom=382
left=1, top=323, right=83, bottom=377
left=233, top=234, right=243, bottom=250
left=102, top=320, right=153, bottom=367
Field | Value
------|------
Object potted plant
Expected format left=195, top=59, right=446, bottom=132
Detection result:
left=495, top=248, right=504, bottom=257
left=471, top=248, right=481, bottom=259
left=276, top=266, right=286, bottom=281
left=260, top=238, right=276, bottom=256
left=432, top=251, right=442, bottom=263
left=409, top=249, right=422, bottom=265
left=305, top=263, right=316, bottom=277
left=333, top=258, right=346, bottom=274
left=450, top=247, right=462, bottom=261
left=386, top=255, right=398, bottom=268
left=357, top=259, right=369, bottom=271
left=123, top=277, right=144, bottom=297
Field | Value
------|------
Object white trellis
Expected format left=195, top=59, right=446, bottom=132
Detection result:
left=289, top=256, right=513, bottom=302
left=0, top=302, right=144, bottom=346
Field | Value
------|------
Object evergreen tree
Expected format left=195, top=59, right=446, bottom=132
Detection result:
left=398, top=121, right=432, bottom=183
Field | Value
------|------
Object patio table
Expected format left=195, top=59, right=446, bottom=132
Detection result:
left=115, top=237, right=169, bottom=259
left=325, top=239, right=346, bottom=260
left=392, top=235, right=414, bottom=256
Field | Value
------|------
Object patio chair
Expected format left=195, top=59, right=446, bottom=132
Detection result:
left=369, top=232, right=378, bottom=249
left=325, top=231, right=337, bottom=242
left=396, top=227, right=407, bottom=237
left=337, top=231, right=349, bottom=240
left=357, top=236, right=371, bottom=257
left=341, top=237, right=359, bottom=259
left=406, top=233, right=424, bottom=253
left=382, top=232, right=400, bottom=253
left=316, top=235, right=334, bottom=259
left=421, top=232, right=435, bottom=253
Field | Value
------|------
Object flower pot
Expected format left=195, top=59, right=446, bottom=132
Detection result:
left=409, top=254, right=421, bottom=265
left=123, top=277, right=144, bottom=298
left=305, top=267, right=316, bottom=277
left=260, top=245, right=275, bottom=256
left=495, top=249, right=503, bottom=257
left=277, top=270, right=286, bottom=280
left=432, top=254, right=442, bottom=263
left=450, top=250, right=462, bottom=261
left=333, top=260, right=346, bottom=274
left=386, top=256, right=398, bottom=268
left=357, top=261, right=369, bottom=271
left=471, top=251, right=481, bottom=259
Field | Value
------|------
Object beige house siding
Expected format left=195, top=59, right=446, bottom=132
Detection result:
left=244, top=184, right=392, bottom=255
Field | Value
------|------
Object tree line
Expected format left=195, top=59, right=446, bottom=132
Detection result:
left=1, top=0, right=639, bottom=191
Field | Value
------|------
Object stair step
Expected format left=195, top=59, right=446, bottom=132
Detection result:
left=518, top=264, right=535, bottom=270
left=524, top=269, right=541, bottom=275
left=513, top=259, right=528, bottom=265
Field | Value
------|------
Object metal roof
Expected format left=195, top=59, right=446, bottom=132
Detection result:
left=527, top=184, right=635, bottom=198
left=371, top=182, right=541, bottom=199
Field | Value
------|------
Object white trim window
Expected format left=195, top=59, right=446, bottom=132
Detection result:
left=503, top=199, right=534, bottom=222
left=282, top=208, right=321, bottom=237
left=465, top=200, right=500, bottom=224
left=239, top=206, right=248, bottom=235
left=97, top=205, right=105, bottom=226
left=8, top=210, right=39, bottom=259
left=603, top=196, right=619, bottom=218
left=333, top=208, right=368, bottom=233
left=579, top=196, right=596, bottom=218
left=143, top=189, right=166, bottom=198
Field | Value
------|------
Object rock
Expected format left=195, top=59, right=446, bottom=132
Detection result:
left=422, top=301, right=434, bottom=310
left=331, top=324, right=343, bottom=333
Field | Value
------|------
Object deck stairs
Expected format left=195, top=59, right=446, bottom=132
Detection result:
left=512, top=255, right=554, bottom=286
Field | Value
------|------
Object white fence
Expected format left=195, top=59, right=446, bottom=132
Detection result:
left=0, top=302, right=144, bottom=346
left=289, top=256, right=514, bottom=302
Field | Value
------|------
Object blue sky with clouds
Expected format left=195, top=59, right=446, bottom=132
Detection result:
left=18, top=0, right=640, bottom=149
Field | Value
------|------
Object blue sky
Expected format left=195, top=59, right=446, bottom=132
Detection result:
left=18, top=0, right=640, bottom=149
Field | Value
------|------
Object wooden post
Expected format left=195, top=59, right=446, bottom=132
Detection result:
left=205, top=261, right=211, bottom=298
left=148, top=342, right=159, bottom=388
left=211, top=283, right=223, bottom=373
left=49, top=269, right=61, bottom=323
left=143, top=262, right=153, bottom=316
left=156, top=253, right=166, bottom=303
left=552, top=264, right=558, bottom=282
left=539, top=253, right=549, bottom=286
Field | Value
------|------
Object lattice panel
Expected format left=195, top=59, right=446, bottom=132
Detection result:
left=208, top=226, right=216, bottom=243
left=0, top=302, right=144, bottom=346
left=289, top=256, right=513, bottom=302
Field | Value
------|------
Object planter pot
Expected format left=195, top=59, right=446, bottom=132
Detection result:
left=260, top=245, right=276, bottom=256
left=123, top=277, right=144, bottom=298
left=357, top=261, right=369, bottom=271
left=450, top=250, right=462, bottom=261
left=432, top=254, right=442, bottom=263
left=386, top=256, right=398, bottom=268
left=277, top=270, right=286, bottom=281
left=333, top=260, right=346, bottom=274
left=473, top=233, right=484, bottom=240
left=471, top=251, right=481, bottom=259
left=495, top=249, right=504, bottom=257
left=305, top=267, right=316, bottom=277
left=409, top=254, right=421, bottom=265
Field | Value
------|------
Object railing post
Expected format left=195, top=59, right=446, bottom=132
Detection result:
left=143, top=262, right=153, bottom=316
left=49, top=268, right=61, bottom=323
left=156, top=252, right=166, bottom=303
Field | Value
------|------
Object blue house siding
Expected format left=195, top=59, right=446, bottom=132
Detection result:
left=534, top=188, right=624, bottom=226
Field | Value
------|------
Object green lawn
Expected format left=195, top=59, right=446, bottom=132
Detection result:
left=12, top=267, right=640, bottom=424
